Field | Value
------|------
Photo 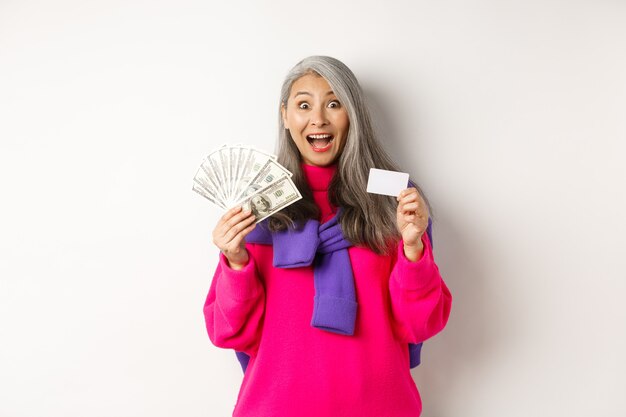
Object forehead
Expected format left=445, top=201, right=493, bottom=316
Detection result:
left=290, top=73, right=334, bottom=97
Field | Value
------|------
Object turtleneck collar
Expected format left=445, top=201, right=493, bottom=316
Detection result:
left=301, top=162, right=337, bottom=191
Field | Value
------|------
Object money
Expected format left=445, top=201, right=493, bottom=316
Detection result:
left=238, top=176, right=303, bottom=223
left=192, top=145, right=302, bottom=222
left=231, top=147, right=277, bottom=203
left=191, top=182, right=226, bottom=210
left=233, top=158, right=292, bottom=203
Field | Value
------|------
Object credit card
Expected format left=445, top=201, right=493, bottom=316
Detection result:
left=366, top=168, right=410, bottom=197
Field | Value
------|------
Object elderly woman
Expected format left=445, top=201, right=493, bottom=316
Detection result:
left=204, top=56, right=452, bottom=417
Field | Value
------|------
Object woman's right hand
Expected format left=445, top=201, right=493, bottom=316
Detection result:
left=212, top=206, right=257, bottom=270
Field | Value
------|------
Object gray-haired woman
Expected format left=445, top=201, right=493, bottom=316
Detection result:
left=205, top=56, right=452, bottom=417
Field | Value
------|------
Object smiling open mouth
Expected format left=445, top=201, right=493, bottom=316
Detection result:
left=306, top=134, right=334, bottom=150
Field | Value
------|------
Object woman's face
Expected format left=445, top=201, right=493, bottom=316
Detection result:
left=281, top=73, right=350, bottom=167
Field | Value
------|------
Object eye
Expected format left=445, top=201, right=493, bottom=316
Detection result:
left=328, top=100, right=341, bottom=108
left=298, top=102, right=310, bottom=109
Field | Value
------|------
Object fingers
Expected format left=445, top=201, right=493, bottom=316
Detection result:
left=397, top=187, right=418, bottom=202
left=401, top=202, right=420, bottom=211
left=220, top=220, right=256, bottom=267
left=397, top=189, right=418, bottom=209
left=212, top=206, right=256, bottom=251
left=220, top=205, right=244, bottom=224
left=397, top=189, right=420, bottom=212
left=215, top=206, right=242, bottom=237
left=229, top=221, right=257, bottom=249
left=218, top=206, right=245, bottom=228
left=396, top=188, right=428, bottom=245
left=215, top=206, right=250, bottom=233
left=223, top=206, right=253, bottom=230
left=402, top=213, right=418, bottom=221
left=397, top=187, right=428, bottom=217
left=222, top=212, right=256, bottom=244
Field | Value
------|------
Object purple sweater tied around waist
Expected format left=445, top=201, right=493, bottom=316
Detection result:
left=234, top=208, right=433, bottom=373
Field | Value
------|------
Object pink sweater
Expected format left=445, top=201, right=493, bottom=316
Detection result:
left=204, top=163, right=452, bottom=417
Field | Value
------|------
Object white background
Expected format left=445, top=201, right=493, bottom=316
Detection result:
left=1, top=1, right=625, bottom=416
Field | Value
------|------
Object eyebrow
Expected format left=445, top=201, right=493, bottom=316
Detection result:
left=293, top=90, right=335, bottom=97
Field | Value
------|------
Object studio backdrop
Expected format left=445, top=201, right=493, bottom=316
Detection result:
left=1, top=0, right=625, bottom=416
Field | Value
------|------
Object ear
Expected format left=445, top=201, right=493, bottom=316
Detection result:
left=280, top=103, right=289, bottom=129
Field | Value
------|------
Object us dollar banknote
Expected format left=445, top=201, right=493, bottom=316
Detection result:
left=192, top=144, right=301, bottom=219
left=233, top=158, right=292, bottom=203
left=236, top=175, right=303, bottom=223
left=232, top=147, right=277, bottom=203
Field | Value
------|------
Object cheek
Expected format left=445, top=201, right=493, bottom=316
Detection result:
left=290, top=134, right=307, bottom=155
left=336, top=118, right=349, bottom=150
left=337, top=119, right=350, bottom=144
left=290, top=133, right=305, bottom=149
left=287, top=112, right=307, bottom=131
left=335, top=112, right=350, bottom=134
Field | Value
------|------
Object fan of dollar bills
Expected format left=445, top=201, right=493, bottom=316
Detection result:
left=192, top=145, right=303, bottom=223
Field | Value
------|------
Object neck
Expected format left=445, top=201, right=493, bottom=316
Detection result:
left=300, top=162, right=337, bottom=222
left=301, top=162, right=337, bottom=191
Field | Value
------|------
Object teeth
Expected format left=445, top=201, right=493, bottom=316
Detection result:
left=308, top=134, right=332, bottom=139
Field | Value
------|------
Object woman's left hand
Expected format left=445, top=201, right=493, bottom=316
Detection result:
left=396, top=187, right=429, bottom=259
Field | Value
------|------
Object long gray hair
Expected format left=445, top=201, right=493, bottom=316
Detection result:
left=268, top=55, right=432, bottom=255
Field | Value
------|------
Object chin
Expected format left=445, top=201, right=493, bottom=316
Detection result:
left=305, top=155, right=336, bottom=167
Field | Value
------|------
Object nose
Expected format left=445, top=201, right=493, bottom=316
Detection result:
left=310, top=107, right=329, bottom=127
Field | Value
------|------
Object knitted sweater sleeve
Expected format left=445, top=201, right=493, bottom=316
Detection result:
left=388, top=232, right=452, bottom=344
left=203, top=243, right=265, bottom=357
